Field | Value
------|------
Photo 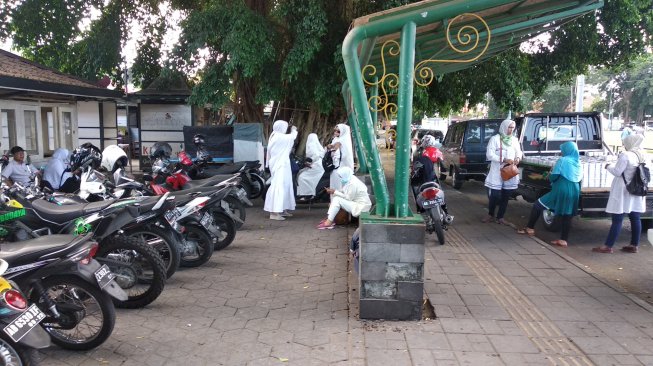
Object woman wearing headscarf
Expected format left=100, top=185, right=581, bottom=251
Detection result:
left=316, top=167, right=372, bottom=230
left=483, top=119, right=523, bottom=225
left=327, top=123, right=354, bottom=190
left=264, top=120, right=298, bottom=220
left=43, top=148, right=73, bottom=191
left=593, top=134, right=648, bottom=253
left=517, top=141, right=582, bottom=247
left=297, top=133, right=326, bottom=198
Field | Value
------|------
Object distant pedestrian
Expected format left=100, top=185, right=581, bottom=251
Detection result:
left=316, top=167, right=371, bottom=230
left=483, top=119, right=522, bottom=225
left=327, top=124, right=354, bottom=191
left=593, top=134, right=648, bottom=253
left=264, top=120, right=298, bottom=220
left=517, top=141, right=582, bottom=247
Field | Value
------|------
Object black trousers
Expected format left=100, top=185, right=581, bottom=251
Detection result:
left=487, top=188, right=514, bottom=220
left=527, top=201, right=573, bottom=241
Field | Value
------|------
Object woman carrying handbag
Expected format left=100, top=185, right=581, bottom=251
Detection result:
left=483, top=119, right=523, bottom=225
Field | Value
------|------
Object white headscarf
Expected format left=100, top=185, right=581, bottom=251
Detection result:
left=305, top=133, right=325, bottom=159
left=267, top=120, right=291, bottom=170
left=333, top=123, right=354, bottom=169
left=337, top=166, right=353, bottom=185
left=623, top=134, right=645, bottom=163
left=43, top=148, right=70, bottom=189
left=499, top=119, right=516, bottom=146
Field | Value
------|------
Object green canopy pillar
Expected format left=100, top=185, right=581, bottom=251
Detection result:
left=394, top=22, right=417, bottom=218
left=342, top=81, right=368, bottom=174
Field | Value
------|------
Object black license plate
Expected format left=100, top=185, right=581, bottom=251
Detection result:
left=3, top=304, right=46, bottom=342
left=94, top=264, right=116, bottom=290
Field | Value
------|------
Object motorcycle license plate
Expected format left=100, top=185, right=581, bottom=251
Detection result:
left=422, top=199, right=441, bottom=208
left=3, top=304, right=46, bottom=342
left=164, top=210, right=178, bottom=225
left=200, top=212, right=213, bottom=228
left=237, top=188, right=247, bottom=199
left=94, top=264, right=116, bottom=290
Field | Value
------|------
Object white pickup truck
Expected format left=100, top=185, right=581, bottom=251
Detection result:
left=515, top=112, right=653, bottom=231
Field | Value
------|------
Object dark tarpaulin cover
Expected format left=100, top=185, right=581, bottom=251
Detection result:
left=233, top=123, right=266, bottom=144
left=183, top=126, right=233, bottom=159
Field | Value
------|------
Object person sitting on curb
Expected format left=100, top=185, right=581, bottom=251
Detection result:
left=316, top=166, right=372, bottom=230
left=2, top=146, right=39, bottom=186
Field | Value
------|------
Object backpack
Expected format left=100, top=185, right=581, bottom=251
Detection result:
left=322, top=149, right=339, bottom=173
left=622, top=163, right=650, bottom=197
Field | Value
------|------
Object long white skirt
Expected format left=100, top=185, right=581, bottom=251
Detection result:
left=297, top=161, right=325, bottom=196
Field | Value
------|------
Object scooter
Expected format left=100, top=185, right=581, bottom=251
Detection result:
left=0, top=234, right=126, bottom=350
left=411, top=160, right=451, bottom=245
left=0, top=258, right=51, bottom=364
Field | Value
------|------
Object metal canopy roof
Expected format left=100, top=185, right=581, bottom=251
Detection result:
left=354, top=0, right=603, bottom=80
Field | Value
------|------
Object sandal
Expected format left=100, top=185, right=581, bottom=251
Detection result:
left=481, top=216, right=495, bottom=223
left=592, top=246, right=613, bottom=254
left=497, top=218, right=510, bottom=226
left=517, top=228, right=535, bottom=236
left=621, top=245, right=639, bottom=253
left=550, top=240, right=568, bottom=247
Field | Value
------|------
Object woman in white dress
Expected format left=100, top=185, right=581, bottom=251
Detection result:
left=327, top=124, right=354, bottom=190
left=297, top=133, right=325, bottom=198
left=264, top=120, right=298, bottom=220
left=483, top=119, right=523, bottom=225
left=593, top=134, right=648, bottom=253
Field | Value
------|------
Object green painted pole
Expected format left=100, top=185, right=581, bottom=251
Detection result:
left=394, top=22, right=416, bottom=218
left=342, top=81, right=368, bottom=174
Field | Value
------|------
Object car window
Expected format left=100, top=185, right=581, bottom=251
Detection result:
left=465, top=123, right=482, bottom=143
left=483, top=122, right=500, bottom=142
left=451, top=124, right=465, bottom=144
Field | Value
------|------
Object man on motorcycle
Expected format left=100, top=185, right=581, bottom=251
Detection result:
left=411, top=144, right=453, bottom=224
left=2, top=146, right=39, bottom=186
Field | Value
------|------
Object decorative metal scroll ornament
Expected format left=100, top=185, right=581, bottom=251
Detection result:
left=415, top=13, right=491, bottom=87
left=362, top=40, right=400, bottom=122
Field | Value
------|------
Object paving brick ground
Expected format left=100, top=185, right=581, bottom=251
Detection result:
left=37, top=150, right=653, bottom=365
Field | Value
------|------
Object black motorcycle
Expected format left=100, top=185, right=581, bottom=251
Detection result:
left=263, top=152, right=331, bottom=204
left=0, top=234, right=126, bottom=350
left=411, top=160, right=452, bottom=245
left=0, top=258, right=51, bottom=364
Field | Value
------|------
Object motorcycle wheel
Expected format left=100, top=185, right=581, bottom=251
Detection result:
left=249, top=173, right=265, bottom=199
left=211, top=210, right=237, bottom=251
left=429, top=208, right=445, bottom=245
left=0, top=333, right=37, bottom=366
left=224, top=195, right=246, bottom=229
left=127, top=224, right=181, bottom=279
left=32, top=275, right=115, bottom=351
left=179, top=223, right=213, bottom=267
left=96, top=236, right=167, bottom=309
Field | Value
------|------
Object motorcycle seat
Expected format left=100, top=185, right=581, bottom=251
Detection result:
left=31, top=199, right=112, bottom=224
left=419, top=181, right=440, bottom=191
left=206, top=162, right=246, bottom=175
left=0, top=234, right=84, bottom=265
left=183, top=175, right=231, bottom=189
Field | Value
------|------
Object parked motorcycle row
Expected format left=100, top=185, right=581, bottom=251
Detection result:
left=0, top=138, right=265, bottom=364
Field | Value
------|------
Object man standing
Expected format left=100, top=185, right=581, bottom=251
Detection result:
left=2, top=146, right=38, bottom=186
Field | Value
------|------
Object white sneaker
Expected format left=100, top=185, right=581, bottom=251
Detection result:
left=270, top=213, right=286, bottom=221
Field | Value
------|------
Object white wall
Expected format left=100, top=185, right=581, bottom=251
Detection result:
left=77, top=101, right=101, bottom=148
left=140, top=104, right=192, bottom=156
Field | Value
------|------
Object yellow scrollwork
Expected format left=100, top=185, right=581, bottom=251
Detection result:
left=363, top=40, right=400, bottom=122
left=414, top=13, right=491, bottom=87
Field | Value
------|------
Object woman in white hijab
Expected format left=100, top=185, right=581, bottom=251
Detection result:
left=43, top=148, right=72, bottom=190
left=317, top=167, right=371, bottom=229
left=327, top=123, right=354, bottom=190
left=264, top=120, right=298, bottom=220
left=593, top=134, right=648, bottom=254
left=483, top=119, right=522, bottom=225
left=297, top=133, right=325, bottom=198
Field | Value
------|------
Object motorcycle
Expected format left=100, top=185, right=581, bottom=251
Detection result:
left=0, top=234, right=126, bottom=350
left=0, top=258, right=51, bottom=364
left=411, top=160, right=451, bottom=245
left=263, top=152, right=331, bottom=204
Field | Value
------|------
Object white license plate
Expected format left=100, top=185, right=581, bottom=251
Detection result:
left=237, top=189, right=247, bottom=199
left=94, top=264, right=116, bottom=289
left=221, top=200, right=230, bottom=211
left=422, top=199, right=441, bottom=208
left=3, top=304, right=46, bottom=342
left=200, top=212, right=213, bottom=228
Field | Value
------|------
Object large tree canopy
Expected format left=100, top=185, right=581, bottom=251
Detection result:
left=1, top=0, right=651, bottom=135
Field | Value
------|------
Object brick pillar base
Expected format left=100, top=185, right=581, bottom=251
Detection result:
left=359, top=217, right=425, bottom=320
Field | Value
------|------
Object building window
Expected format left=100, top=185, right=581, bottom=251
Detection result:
left=1, top=109, right=17, bottom=152
left=23, top=110, right=37, bottom=154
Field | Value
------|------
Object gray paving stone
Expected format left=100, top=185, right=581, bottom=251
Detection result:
left=570, top=336, right=630, bottom=354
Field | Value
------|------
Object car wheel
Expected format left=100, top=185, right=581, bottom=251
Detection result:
left=452, top=168, right=463, bottom=189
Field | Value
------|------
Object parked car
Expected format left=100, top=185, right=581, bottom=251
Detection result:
left=440, top=119, right=505, bottom=189
left=410, top=128, right=445, bottom=159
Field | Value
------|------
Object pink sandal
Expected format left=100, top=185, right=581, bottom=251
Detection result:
left=316, top=221, right=335, bottom=230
